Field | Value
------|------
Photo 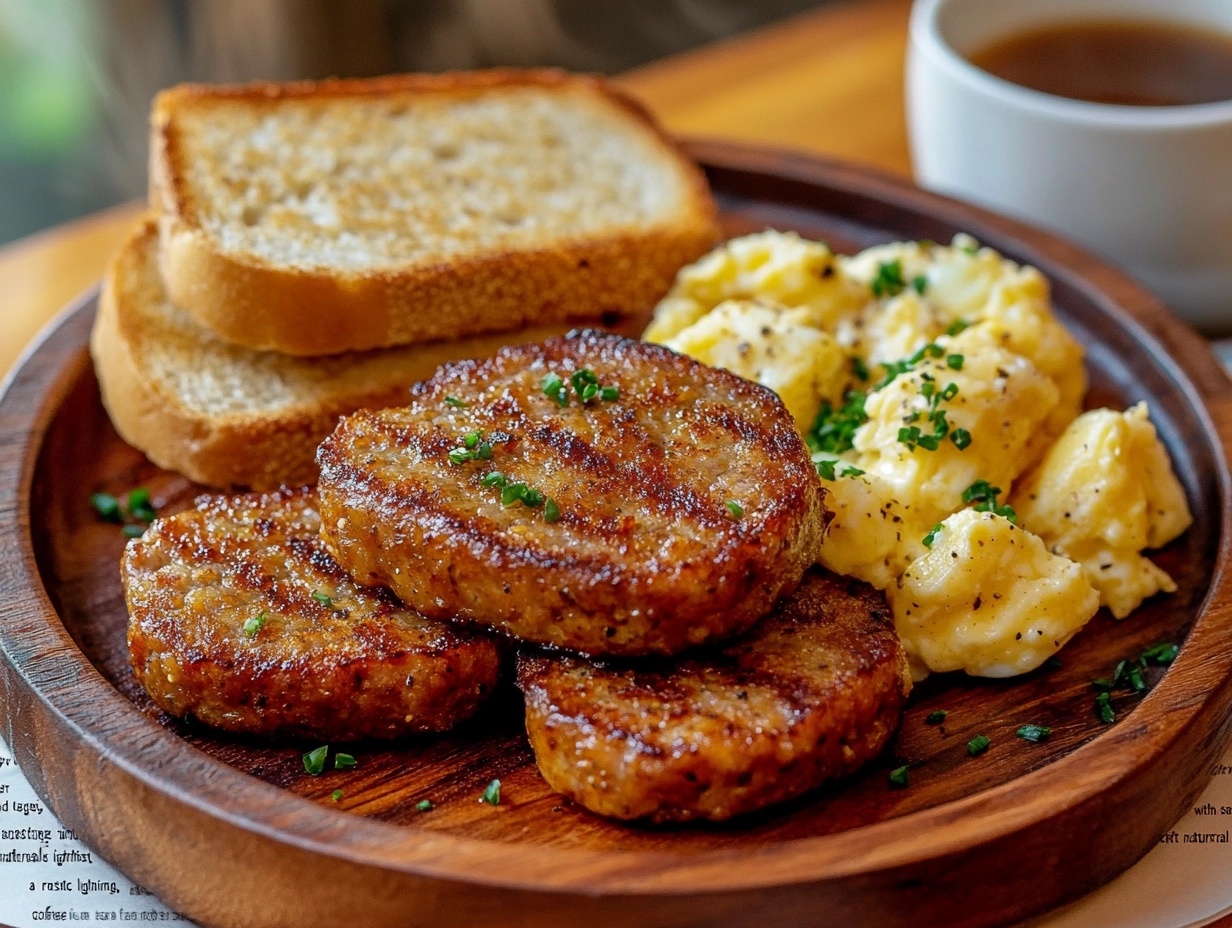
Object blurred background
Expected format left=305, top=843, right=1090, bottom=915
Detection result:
left=0, top=0, right=827, bottom=246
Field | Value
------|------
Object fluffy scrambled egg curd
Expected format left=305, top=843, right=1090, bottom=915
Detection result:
left=646, top=232, right=1192, bottom=679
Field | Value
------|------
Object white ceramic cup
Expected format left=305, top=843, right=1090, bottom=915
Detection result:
left=907, top=0, right=1232, bottom=334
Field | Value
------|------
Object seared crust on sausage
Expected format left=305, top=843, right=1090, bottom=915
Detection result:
left=516, top=570, right=911, bottom=822
left=317, top=330, right=828, bottom=657
left=124, top=487, right=502, bottom=740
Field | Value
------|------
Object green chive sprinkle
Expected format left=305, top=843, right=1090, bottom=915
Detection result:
left=871, top=259, right=906, bottom=298
left=922, top=523, right=944, bottom=548
left=889, top=765, right=910, bottom=787
left=303, top=745, right=329, bottom=776
left=925, top=710, right=947, bottom=725
left=946, top=319, right=971, bottom=337
left=480, top=779, right=501, bottom=805
left=725, top=500, right=744, bottom=519
left=121, top=524, right=145, bottom=539
left=482, top=471, right=509, bottom=489
left=967, top=735, right=991, bottom=757
left=464, top=431, right=481, bottom=449
left=544, top=498, right=561, bottom=523
left=600, top=386, right=620, bottom=402
left=1091, top=678, right=1114, bottom=692
left=242, top=612, right=266, bottom=639
left=1016, top=725, right=1052, bottom=743
left=1095, top=692, right=1115, bottom=724
left=448, top=447, right=472, bottom=465
left=946, top=354, right=964, bottom=371
left=950, top=428, right=973, bottom=450
left=1142, top=641, right=1179, bottom=665
left=911, top=274, right=928, bottom=295
left=444, top=395, right=468, bottom=408
left=91, top=492, right=122, bottom=523
left=851, top=356, right=870, bottom=382
left=334, top=753, right=357, bottom=770
left=331, top=790, right=343, bottom=802
left=542, top=373, right=568, bottom=407
left=416, top=799, right=434, bottom=812
left=312, top=591, right=332, bottom=607
left=127, top=487, right=155, bottom=521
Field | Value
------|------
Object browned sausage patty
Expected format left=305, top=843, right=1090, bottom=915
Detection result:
left=516, top=570, right=910, bottom=822
left=124, top=487, right=502, bottom=740
left=317, top=330, right=828, bottom=657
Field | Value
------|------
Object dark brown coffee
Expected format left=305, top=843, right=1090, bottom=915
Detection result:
left=968, top=19, right=1232, bottom=107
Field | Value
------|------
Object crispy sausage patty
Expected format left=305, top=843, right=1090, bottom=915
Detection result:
left=317, top=331, right=828, bottom=656
left=516, top=570, right=910, bottom=822
left=124, top=487, right=502, bottom=740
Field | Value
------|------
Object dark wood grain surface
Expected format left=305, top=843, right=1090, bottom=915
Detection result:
left=1, top=141, right=1230, bottom=928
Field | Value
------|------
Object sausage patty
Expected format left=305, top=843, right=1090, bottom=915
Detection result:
left=124, top=487, right=502, bottom=740
left=317, top=330, right=828, bottom=656
left=516, top=570, right=910, bottom=822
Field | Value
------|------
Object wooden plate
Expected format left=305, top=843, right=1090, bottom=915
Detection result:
left=2, top=141, right=1231, bottom=928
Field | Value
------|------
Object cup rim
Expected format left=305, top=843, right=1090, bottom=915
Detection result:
left=910, top=0, right=1232, bottom=128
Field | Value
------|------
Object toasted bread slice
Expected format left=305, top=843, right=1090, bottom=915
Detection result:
left=150, top=69, right=719, bottom=356
left=91, top=217, right=577, bottom=489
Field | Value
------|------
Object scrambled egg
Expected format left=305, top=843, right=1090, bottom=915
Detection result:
left=888, top=510, right=1099, bottom=679
left=1011, top=403, right=1193, bottom=618
left=643, top=230, right=865, bottom=343
left=647, top=231, right=1191, bottom=678
left=661, top=299, right=847, bottom=428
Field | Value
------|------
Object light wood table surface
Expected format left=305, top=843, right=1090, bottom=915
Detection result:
left=0, top=0, right=912, bottom=379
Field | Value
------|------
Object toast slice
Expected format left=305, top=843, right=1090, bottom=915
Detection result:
left=91, top=217, right=578, bottom=489
left=150, top=69, right=719, bottom=356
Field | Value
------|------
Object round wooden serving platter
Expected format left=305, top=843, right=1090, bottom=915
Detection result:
left=2, top=141, right=1232, bottom=928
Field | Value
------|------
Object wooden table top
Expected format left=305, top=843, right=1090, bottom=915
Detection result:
left=0, top=0, right=911, bottom=379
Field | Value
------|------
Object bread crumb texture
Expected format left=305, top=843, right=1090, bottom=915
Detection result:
left=173, top=87, right=694, bottom=271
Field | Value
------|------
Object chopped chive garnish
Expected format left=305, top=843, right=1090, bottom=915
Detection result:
left=91, top=492, right=122, bottom=523
left=1091, top=678, right=1114, bottom=691
left=544, top=498, right=561, bottom=523
left=334, top=753, right=357, bottom=770
left=725, top=500, right=744, bottom=519
left=946, top=319, right=971, bottom=337
left=127, top=488, right=156, bottom=523
left=807, top=390, right=868, bottom=455
left=479, top=779, right=501, bottom=805
left=950, top=428, right=973, bottom=450
left=482, top=471, right=509, bottom=489
left=444, top=395, right=468, bottom=408
left=242, top=612, right=266, bottom=639
left=121, top=524, right=145, bottom=539
left=889, top=765, right=910, bottom=787
left=303, top=745, right=329, bottom=776
left=1142, top=641, right=1179, bottom=665
left=312, top=591, right=333, bottom=607
left=501, top=483, right=543, bottom=509
left=911, top=274, right=928, bottom=295
left=448, top=447, right=472, bottom=465
left=922, top=523, right=944, bottom=549
left=542, top=373, right=569, bottom=407
left=871, top=259, right=906, bottom=298
left=967, top=735, right=991, bottom=757
left=946, top=354, right=964, bottom=371
left=331, top=789, right=343, bottom=801
left=464, top=431, right=481, bottom=449
left=925, top=710, right=947, bottom=725
left=571, top=369, right=600, bottom=402
left=851, top=356, right=870, bottom=382
left=1016, top=725, right=1052, bottom=743
left=600, top=386, right=620, bottom=402
left=416, top=799, right=434, bottom=812
left=1095, top=692, right=1115, bottom=724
